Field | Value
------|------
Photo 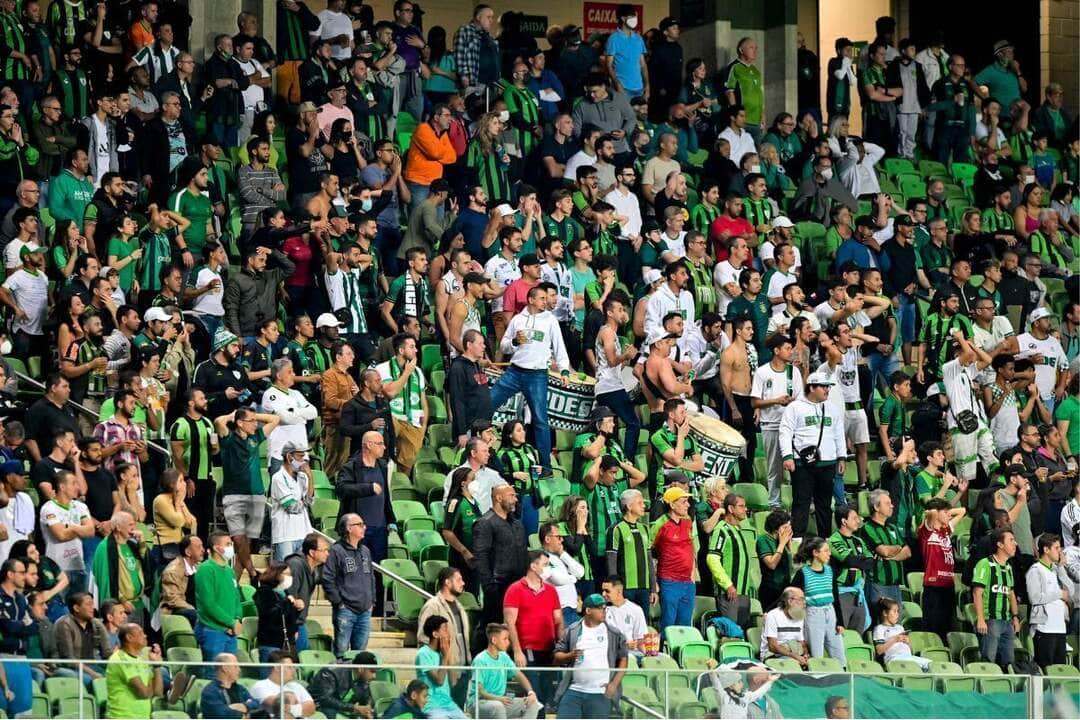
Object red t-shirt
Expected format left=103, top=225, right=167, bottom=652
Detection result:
left=652, top=516, right=696, bottom=582
left=709, top=215, right=755, bottom=262
left=283, top=235, right=313, bottom=288
left=918, top=523, right=955, bottom=587
left=503, top=578, right=560, bottom=650
left=502, top=278, right=538, bottom=316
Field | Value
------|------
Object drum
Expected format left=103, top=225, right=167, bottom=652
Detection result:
left=547, top=370, right=597, bottom=432
left=485, top=367, right=525, bottom=424
left=687, top=413, right=746, bottom=481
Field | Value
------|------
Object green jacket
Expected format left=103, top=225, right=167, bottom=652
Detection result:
left=194, top=558, right=242, bottom=631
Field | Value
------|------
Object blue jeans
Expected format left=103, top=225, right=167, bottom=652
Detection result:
left=194, top=314, right=223, bottom=345
left=490, top=367, right=552, bottom=472
left=1, top=657, right=32, bottom=715
left=556, top=688, right=612, bottom=719
left=295, top=623, right=310, bottom=652
left=866, top=584, right=903, bottom=616
left=866, top=350, right=900, bottom=389
left=596, top=388, right=641, bottom=461
left=273, top=539, right=304, bottom=562
left=406, top=181, right=431, bottom=217
left=332, top=606, right=371, bottom=657
left=194, top=623, right=238, bottom=677
left=375, top=224, right=403, bottom=276
left=658, top=579, right=695, bottom=632
left=520, top=494, right=539, bottom=535
left=66, top=570, right=88, bottom=597
left=978, top=618, right=1015, bottom=670
left=209, top=121, right=240, bottom=149
left=897, top=295, right=917, bottom=345
left=626, top=589, right=651, bottom=616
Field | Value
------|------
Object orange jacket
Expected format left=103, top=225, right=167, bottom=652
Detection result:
left=404, top=122, right=458, bottom=186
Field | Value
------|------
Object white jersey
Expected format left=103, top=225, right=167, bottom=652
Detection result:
left=942, top=358, right=986, bottom=430
left=767, top=308, right=821, bottom=336
left=485, top=253, right=520, bottom=313
left=760, top=241, right=802, bottom=270
left=269, top=468, right=314, bottom=545
left=261, top=385, right=318, bottom=460
left=605, top=600, right=647, bottom=643
left=644, top=284, right=696, bottom=340
left=540, top=261, right=574, bottom=323
left=972, top=317, right=1014, bottom=383
left=765, top=269, right=798, bottom=302
left=663, top=231, right=687, bottom=259
left=752, top=362, right=804, bottom=429
left=779, top=397, right=846, bottom=463
left=41, top=499, right=91, bottom=572
left=1016, top=332, right=1068, bottom=400
left=713, top=260, right=742, bottom=316
left=814, top=300, right=842, bottom=328
left=837, top=346, right=861, bottom=403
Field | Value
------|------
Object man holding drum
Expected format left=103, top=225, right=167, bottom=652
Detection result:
left=648, top=399, right=705, bottom=501
left=494, top=286, right=570, bottom=474
left=780, top=370, right=847, bottom=539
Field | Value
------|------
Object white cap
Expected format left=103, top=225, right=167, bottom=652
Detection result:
left=771, top=216, right=795, bottom=229
left=643, top=268, right=663, bottom=286
left=495, top=203, right=517, bottom=217
left=645, top=328, right=675, bottom=347
left=925, top=382, right=944, bottom=399
left=1028, top=307, right=1054, bottom=323
left=805, top=369, right=835, bottom=387
left=315, top=312, right=345, bottom=329
left=143, top=307, right=171, bottom=323
left=100, top=265, right=117, bottom=277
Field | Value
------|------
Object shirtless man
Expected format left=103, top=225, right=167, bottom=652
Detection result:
left=434, top=248, right=477, bottom=344
left=720, top=316, right=757, bottom=480
left=641, top=331, right=694, bottom=431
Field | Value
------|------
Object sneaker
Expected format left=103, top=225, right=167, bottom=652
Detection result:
left=167, top=670, right=190, bottom=706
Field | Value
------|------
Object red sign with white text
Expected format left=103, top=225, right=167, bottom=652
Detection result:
left=583, top=2, right=643, bottom=37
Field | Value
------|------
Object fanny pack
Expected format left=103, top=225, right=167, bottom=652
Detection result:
left=797, top=406, right=826, bottom=464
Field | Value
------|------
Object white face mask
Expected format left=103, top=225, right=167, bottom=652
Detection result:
left=277, top=576, right=293, bottom=592
left=221, top=544, right=235, bottom=562
left=624, top=16, right=638, bottom=29
left=498, top=110, right=510, bottom=123
left=1023, top=175, right=1036, bottom=187
left=750, top=164, right=762, bottom=174
left=289, top=459, right=304, bottom=472
left=820, top=168, right=833, bottom=181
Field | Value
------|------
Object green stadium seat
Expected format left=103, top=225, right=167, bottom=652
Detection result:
left=44, top=677, right=82, bottom=709
left=57, top=697, right=97, bottom=718
left=929, top=660, right=975, bottom=693
left=404, top=528, right=448, bottom=565
left=807, top=656, right=844, bottom=673
left=884, top=158, right=916, bottom=178
left=719, top=641, right=754, bottom=662
left=887, top=659, right=932, bottom=690
left=848, top=658, right=884, bottom=674
left=427, top=395, right=448, bottom=424
left=732, top=482, right=769, bottom=512
left=421, top=559, right=449, bottom=592
left=414, top=472, right=446, bottom=504
left=166, top=646, right=203, bottom=674
left=947, top=631, right=979, bottom=665
left=426, top=423, right=452, bottom=450
left=963, top=661, right=1013, bottom=693
left=917, top=159, right=947, bottom=178
left=152, top=712, right=192, bottom=719
left=845, top=643, right=875, bottom=663
left=903, top=572, right=923, bottom=603
left=663, top=626, right=711, bottom=665
left=310, top=497, right=340, bottom=524
left=392, top=499, right=436, bottom=531
left=906, top=630, right=943, bottom=654
left=901, top=601, right=923, bottom=629
left=297, top=650, right=336, bottom=680
left=420, top=344, right=443, bottom=374
left=764, top=657, right=802, bottom=672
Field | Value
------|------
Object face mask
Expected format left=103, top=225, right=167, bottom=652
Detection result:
left=289, top=458, right=304, bottom=472
left=750, top=164, right=761, bottom=174
left=277, top=576, right=293, bottom=592
left=819, top=168, right=833, bottom=181
left=1024, top=175, right=1036, bottom=187
left=221, top=544, right=235, bottom=562
left=930, top=190, right=945, bottom=202
left=498, top=110, right=510, bottom=123
left=361, top=197, right=373, bottom=212
left=624, top=16, right=638, bottom=29
left=0, top=339, right=10, bottom=355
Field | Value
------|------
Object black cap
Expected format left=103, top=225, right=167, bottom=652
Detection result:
left=518, top=253, right=540, bottom=268
left=838, top=260, right=861, bottom=274
left=590, top=405, right=616, bottom=421
left=854, top=215, right=876, bottom=229
left=642, top=219, right=661, bottom=234
left=1005, top=463, right=1027, bottom=477
left=659, top=17, right=679, bottom=32
left=894, top=214, right=915, bottom=227
left=630, top=96, right=648, bottom=107
left=326, top=78, right=346, bottom=92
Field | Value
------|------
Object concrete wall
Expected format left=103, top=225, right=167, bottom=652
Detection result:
left=1041, top=0, right=1080, bottom=118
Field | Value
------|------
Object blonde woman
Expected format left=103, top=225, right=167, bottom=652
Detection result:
left=699, top=475, right=729, bottom=536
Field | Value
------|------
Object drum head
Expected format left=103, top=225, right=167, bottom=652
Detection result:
left=688, top=413, right=746, bottom=449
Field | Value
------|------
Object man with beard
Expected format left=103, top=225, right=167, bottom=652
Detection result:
left=720, top=317, right=758, bottom=480
left=0, top=243, right=49, bottom=362
left=345, top=56, right=388, bottom=144
left=82, top=171, right=127, bottom=259
left=325, top=243, right=376, bottom=364
left=341, top=368, right=397, bottom=462
left=760, top=587, right=809, bottom=666
left=375, top=334, right=428, bottom=476
left=916, top=290, right=973, bottom=387
left=193, top=329, right=248, bottom=419
left=752, top=334, right=803, bottom=509
left=94, top=389, right=150, bottom=501
left=170, top=388, right=220, bottom=545
left=168, top=164, right=215, bottom=259
left=767, top=282, right=820, bottom=339
left=644, top=261, right=695, bottom=340
left=447, top=329, right=492, bottom=448
left=60, top=310, right=108, bottom=435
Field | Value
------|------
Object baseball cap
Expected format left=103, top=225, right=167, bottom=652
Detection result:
left=1028, top=307, right=1054, bottom=323
left=1005, top=463, right=1027, bottom=477
left=658, top=17, right=679, bottom=32
left=495, top=203, right=517, bottom=217
left=143, top=307, right=171, bottom=323
left=662, top=486, right=691, bottom=505
left=590, top=405, right=616, bottom=422
left=664, top=469, right=690, bottom=486
left=643, top=268, right=663, bottom=286
left=645, top=329, right=676, bottom=347
left=315, top=312, right=345, bottom=329
left=993, top=40, right=1014, bottom=54
left=894, top=214, right=915, bottom=227
left=298, top=101, right=319, bottom=114
left=806, top=369, right=836, bottom=387
left=641, top=219, right=661, bottom=235
left=100, top=265, right=118, bottom=277
left=770, top=216, right=794, bottom=229
left=583, top=593, right=607, bottom=609
left=18, top=243, right=43, bottom=258
left=0, top=460, right=23, bottom=476
left=518, top=253, right=540, bottom=269
left=925, top=382, right=944, bottom=399
left=280, top=441, right=307, bottom=457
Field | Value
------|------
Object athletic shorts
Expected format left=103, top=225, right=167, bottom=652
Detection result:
left=844, top=408, right=870, bottom=445
left=222, top=494, right=266, bottom=538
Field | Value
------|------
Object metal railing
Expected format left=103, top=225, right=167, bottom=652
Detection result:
left=5, top=657, right=1072, bottom=720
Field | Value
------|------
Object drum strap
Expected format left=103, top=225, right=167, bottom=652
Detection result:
left=785, top=364, right=793, bottom=397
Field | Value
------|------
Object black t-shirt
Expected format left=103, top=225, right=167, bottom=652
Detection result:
left=81, top=465, right=118, bottom=521
left=539, top=135, right=579, bottom=173
left=286, top=126, right=329, bottom=197
left=883, top=240, right=918, bottom=297
left=30, top=456, right=72, bottom=497
left=24, top=399, right=79, bottom=456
